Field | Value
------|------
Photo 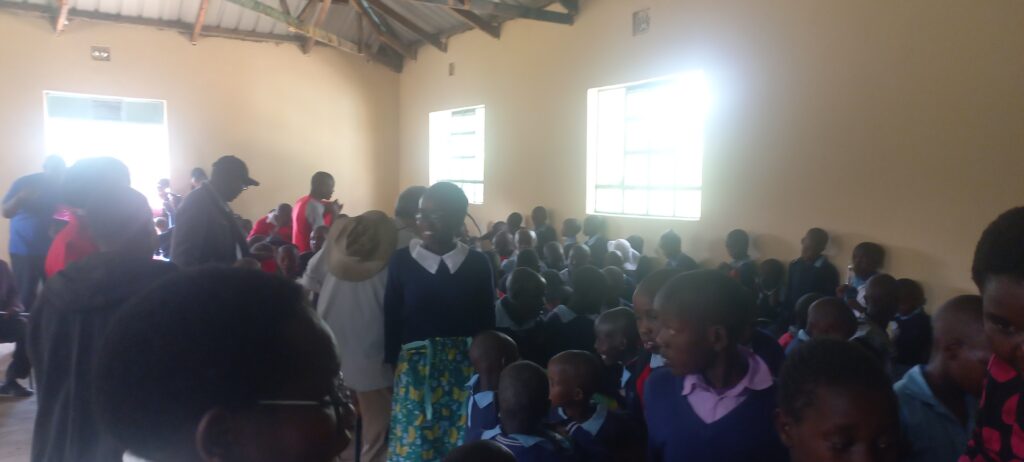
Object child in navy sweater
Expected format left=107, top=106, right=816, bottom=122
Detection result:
left=466, top=331, right=520, bottom=442
left=542, top=266, right=605, bottom=364
left=776, top=338, right=902, bottom=462
left=627, top=269, right=682, bottom=417
left=594, top=307, right=641, bottom=403
left=645, top=270, right=787, bottom=462
left=497, top=268, right=547, bottom=364
left=482, top=361, right=577, bottom=462
left=548, top=351, right=643, bottom=462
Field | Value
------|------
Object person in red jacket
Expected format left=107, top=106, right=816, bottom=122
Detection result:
left=248, top=203, right=293, bottom=242
left=291, top=171, right=340, bottom=253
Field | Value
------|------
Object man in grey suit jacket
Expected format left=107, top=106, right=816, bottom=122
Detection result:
left=171, top=156, right=259, bottom=268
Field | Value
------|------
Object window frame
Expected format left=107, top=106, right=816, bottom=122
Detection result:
left=428, top=104, right=486, bottom=205
left=585, top=73, right=709, bottom=221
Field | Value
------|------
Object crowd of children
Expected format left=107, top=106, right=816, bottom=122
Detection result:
left=7, top=154, right=1024, bottom=462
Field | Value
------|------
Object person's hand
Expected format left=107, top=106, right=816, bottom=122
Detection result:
left=325, top=200, right=343, bottom=216
left=836, top=284, right=852, bottom=298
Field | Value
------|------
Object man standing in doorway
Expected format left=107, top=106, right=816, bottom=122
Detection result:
left=292, top=171, right=340, bottom=253
left=2, top=156, right=64, bottom=310
left=171, top=156, right=259, bottom=268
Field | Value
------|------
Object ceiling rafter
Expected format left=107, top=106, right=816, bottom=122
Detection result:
left=410, top=0, right=573, bottom=25
left=352, top=0, right=415, bottom=59
left=366, top=0, right=444, bottom=52
left=54, top=0, right=70, bottom=33
left=302, top=0, right=331, bottom=53
left=448, top=7, right=498, bottom=39
left=190, top=0, right=209, bottom=43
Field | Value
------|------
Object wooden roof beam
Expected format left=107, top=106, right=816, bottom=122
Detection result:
left=302, top=0, right=331, bottom=53
left=353, top=0, right=415, bottom=60
left=411, top=0, right=573, bottom=25
left=190, top=0, right=209, bottom=43
left=54, top=0, right=69, bottom=33
left=366, top=0, right=445, bottom=53
left=449, top=7, right=498, bottom=39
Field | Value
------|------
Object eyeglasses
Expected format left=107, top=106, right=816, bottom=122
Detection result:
left=256, top=375, right=354, bottom=439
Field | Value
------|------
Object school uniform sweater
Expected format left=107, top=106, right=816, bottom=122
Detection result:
left=644, top=368, right=788, bottom=462
left=464, top=374, right=498, bottom=443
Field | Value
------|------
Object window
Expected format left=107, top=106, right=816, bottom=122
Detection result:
left=586, top=72, right=709, bottom=220
left=429, top=105, right=485, bottom=204
left=44, top=91, right=170, bottom=210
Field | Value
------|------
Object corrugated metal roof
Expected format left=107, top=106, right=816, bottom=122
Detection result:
left=2, top=0, right=567, bottom=69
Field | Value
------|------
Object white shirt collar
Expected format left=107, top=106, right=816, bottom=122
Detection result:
left=409, top=238, right=470, bottom=274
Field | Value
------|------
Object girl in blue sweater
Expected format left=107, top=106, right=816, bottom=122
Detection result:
left=644, top=270, right=787, bottom=462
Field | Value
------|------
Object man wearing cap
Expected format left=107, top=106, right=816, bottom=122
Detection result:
left=171, top=156, right=258, bottom=268
left=302, top=210, right=396, bottom=462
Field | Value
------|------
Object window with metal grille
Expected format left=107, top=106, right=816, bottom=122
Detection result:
left=429, top=105, right=485, bottom=204
left=586, top=73, right=709, bottom=220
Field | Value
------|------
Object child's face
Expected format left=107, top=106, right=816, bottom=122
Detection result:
left=800, top=233, right=826, bottom=259
left=948, top=332, right=992, bottom=397
left=655, top=312, right=714, bottom=377
left=851, top=248, right=878, bottom=276
left=633, top=294, right=662, bottom=353
left=594, top=322, right=627, bottom=365
left=982, top=276, right=1024, bottom=372
left=547, top=366, right=581, bottom=408
left=777, top=386, right=901, bottom=462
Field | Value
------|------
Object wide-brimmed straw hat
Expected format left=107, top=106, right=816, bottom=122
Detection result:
left=327, top=210, right=397, bottom=282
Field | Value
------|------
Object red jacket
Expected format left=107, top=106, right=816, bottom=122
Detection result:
left=248, top=215, right=292, bottom=242
left=45, top=214, right=98, bottom=277
left=291, top=195, right=332, bottom=252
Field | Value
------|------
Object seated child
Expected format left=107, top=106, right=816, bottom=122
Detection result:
left=632, top=256, right=658, bottom=289
left=560, top=244, right=591, bottom=286
left=250, top=241, right=279, bottom=274
left=961, top=206, right=1024, bottom=461
left=626, top=235, right=644, bottom=255
left=837, top=241, right=885, bottom=317
left=507, top=212, right=524, bottom=234
left=497, top=268, right=548, bottom=364
left=543, top=266, right=605, bottom=364
left=541, top=269, right=572, bottom=312
left=779, top=293, right=825, bottom=351
left=755, top=258, right=786, bottom=330
left=784, top=228, right=839, bottom=315
left=593, top=308, right=641, bottom=401
left=444, top=440, right=515, bottom=462
left=658, top=230, right=698, bottom=272
left=466, top=331, right=520, bottom=442
left=775, top=338, right=902, bottom=462
left=895, top=295, right=989, bottom=462
left=805, top=297, right=858, bottom=342
left=628, top=269, right=681, bottom=415
left=543, top=242, right=566, bottom=272
left=854, top=274, right=899, bottom=372
left=604, top=250, right=625, bottom=271
left=482, top=361, right=577, bottom=462
left=93, top=268, right=355, bottom=462
left=645, top=270, right=787, bottom=462
left=548, top=351, right=643, bottom=462
left=720, top=229, right=757, bottom=294
left=277, top=244, right=301, bottom=280
left=601, top=266, right=631, bottom=309
left=892, top=278, right=932, bottom=378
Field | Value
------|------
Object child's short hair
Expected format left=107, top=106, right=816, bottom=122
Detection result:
left=549, top=350, right=603, bottom=398
left=596, top=307, right=640, bottom=349
left=627, top=235, right=645, bottom=254
left=654, top=269, right=755, bottom=341
left=806, top=227, right=829, bottom=247
left=471, top=330, right=520, bottom=371
left=972, top=207, right=1024, bottom=289
left=726, top=229, right=750, bottom=252
left=498, top=361, right=550, bottom=427
left=794, top=293, right=825, bottom=330
left=94, top=268, right=339, bottom=460
left=896, top=278, right=925, bottom=305
left=778, top=339, right=895, bottom=422
left=444, top=440, right=515, bottom=462
left=570, top=266, right=608, bottom=315
left=853, top=242, right=886, bottom=267
left=634, top=268, right=683, bottom=301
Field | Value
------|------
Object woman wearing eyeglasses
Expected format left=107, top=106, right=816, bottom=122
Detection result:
left=93, top=267, right=355, bottom=462
left=383, top=182, right=497, bottom=462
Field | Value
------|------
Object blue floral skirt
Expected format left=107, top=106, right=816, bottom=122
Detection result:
left=387, top=337, right=473, bottom=462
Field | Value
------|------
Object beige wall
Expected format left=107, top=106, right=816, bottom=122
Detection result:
left=398, top=0, right=1024, bottom=306
left=0, top=11, right=399, bottom=258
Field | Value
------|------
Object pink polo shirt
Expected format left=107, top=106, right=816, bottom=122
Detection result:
left=681, top=348, right=774, bottom=424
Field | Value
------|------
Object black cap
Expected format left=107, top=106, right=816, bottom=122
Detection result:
left=212, top=155, right=259, bottom=187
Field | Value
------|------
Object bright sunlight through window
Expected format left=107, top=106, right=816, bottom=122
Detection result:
left=44, top=91, right=170, bottom=210
left=586, top=72, right=709, bottom=220
left=429, top=105, right=485, bottom=205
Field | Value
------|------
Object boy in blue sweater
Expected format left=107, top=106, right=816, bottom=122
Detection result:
left=466, top=331, right=519, bottom=442
left=548, top=350, right=643, bottom=462
left=645, top=270, right=787, bottom=462
left=542, top=266, right=605, bottom=364
left=482, top=361, right=578, bottom=462
left=594, top=307, right=641, bottom=403
left=497, top=268, right=547, bottom=365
